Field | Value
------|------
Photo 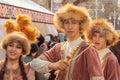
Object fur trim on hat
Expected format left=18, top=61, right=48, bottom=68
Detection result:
left=53, top=4, right=92, bottom=33
left=1, top=32, right=30, bottom=55
left=87, top=19, right=119, bottom=46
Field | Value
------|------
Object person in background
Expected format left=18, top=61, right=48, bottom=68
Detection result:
left=31, top=4, right=104, bottom=80
left=49, top=36, right=60, bottom=49
left=23, top=43, right=46, bottom=80
left=87, top=19, right=120, bottom=80
left=44, top=35, right=51, bottom=49
left=37, top=34, right=48, bottom=57
left=53, top=36, right=60, bottom=43
left=110, top=39, right=120, bottom=64
left=47, top=34, right=54, bottom=44
left=23, top=43, right=38, bottom=63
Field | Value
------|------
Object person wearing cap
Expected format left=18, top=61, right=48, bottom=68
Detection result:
left=23, top=43, right=39, bottom=63
left=110, top=39, right=120, bottom=64
left=0, top=32, right=35, bottom=80
left=87, top=19, right=120, bottom=80
left=0, top=14, right=51, bottom=80
left=31, top=4, right=104, bottom=80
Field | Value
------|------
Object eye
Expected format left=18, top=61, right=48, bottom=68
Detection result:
left=72, top=20, right=80, bottom=24
left=16, top=46, right=22, bottom=49
left=72, top=20, right=77, bottom=24
left=8, top=44, right=13, bottom=47
left=64, top=20, right=69, bottom=24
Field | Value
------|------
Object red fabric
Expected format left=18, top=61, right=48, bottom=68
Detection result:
left=44, top=41, right=103, bottom=80
left=102, top=53, right=120, bottom=80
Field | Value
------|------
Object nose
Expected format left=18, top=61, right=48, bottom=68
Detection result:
left=11, top=46, right=16, bottom=51
left=96, top=36, right=101, bottom=41
left=67, top=23, right=73, bottom=29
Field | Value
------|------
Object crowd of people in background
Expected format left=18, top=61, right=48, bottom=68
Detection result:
left=0, top=3, right=120, bottom=80
left=23, top=34, right=61, bottom=80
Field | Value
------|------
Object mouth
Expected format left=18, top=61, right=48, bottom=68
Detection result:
left=67, top=31, right=73, bottom=33
left=95, top=42, right=100, bottom=44
left=9, top=52, right=16, bottom=56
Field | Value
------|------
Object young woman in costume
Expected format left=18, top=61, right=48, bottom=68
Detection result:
left=0, top=14, right=50, bottom=80
left=87, top=19, right=120, bottom=80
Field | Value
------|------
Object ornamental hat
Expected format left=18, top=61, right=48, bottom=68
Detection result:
left=1, top=32, right=30, bottom=55
left=87, top=19, right=119, bottom=46
left=53, top=4, right=92, bottom=33
left=1, top=14, right=40, bottom=55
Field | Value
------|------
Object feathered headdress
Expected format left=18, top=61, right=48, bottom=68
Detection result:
left=3, top=14, right=40, bottom=43
left=3, top=19, right=16, bottom=34
left=2, top=14, right=40, bottom=55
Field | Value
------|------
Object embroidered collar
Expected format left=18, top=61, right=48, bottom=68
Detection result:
left=98, top=48, right=111, bottom=64
left=64, top=37, right=83, bottom=56
left=67, top=37, right=83, bottom=46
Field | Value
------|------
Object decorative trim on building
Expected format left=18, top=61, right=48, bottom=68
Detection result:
left=0, top=3, right=53, bottom=24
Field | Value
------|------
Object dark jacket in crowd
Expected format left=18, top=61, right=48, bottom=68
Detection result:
left=110, top=40, right=120, bottom=64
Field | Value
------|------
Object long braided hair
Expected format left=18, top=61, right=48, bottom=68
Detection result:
left=0, top=56, right=28, bottom=80
left=0, top=57, right=7, bottom=80
left=19, top=56, right=28, bottom=80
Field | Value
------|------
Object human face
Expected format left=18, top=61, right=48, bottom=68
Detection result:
left=63, top=19, right=80, bottom=41
left=92, top=33, right=107, bottom=50
left=6, top=42, right=23, bottom=61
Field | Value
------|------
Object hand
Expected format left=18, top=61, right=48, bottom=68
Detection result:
left=49, top=59, right=69, bottom=71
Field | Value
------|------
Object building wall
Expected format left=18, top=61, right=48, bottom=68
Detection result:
left=32, top=0, right=50, bottom=10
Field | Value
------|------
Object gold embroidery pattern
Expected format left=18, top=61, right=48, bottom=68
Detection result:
left=4, top=69, right=18, bottom=80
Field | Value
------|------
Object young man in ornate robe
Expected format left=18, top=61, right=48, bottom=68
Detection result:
left=31, top=4, right=104, bottom=80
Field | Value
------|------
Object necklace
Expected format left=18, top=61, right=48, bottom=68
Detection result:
left=7, top=62, right=19, bottom=69
left=4, top=63, right=19, bottom=80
